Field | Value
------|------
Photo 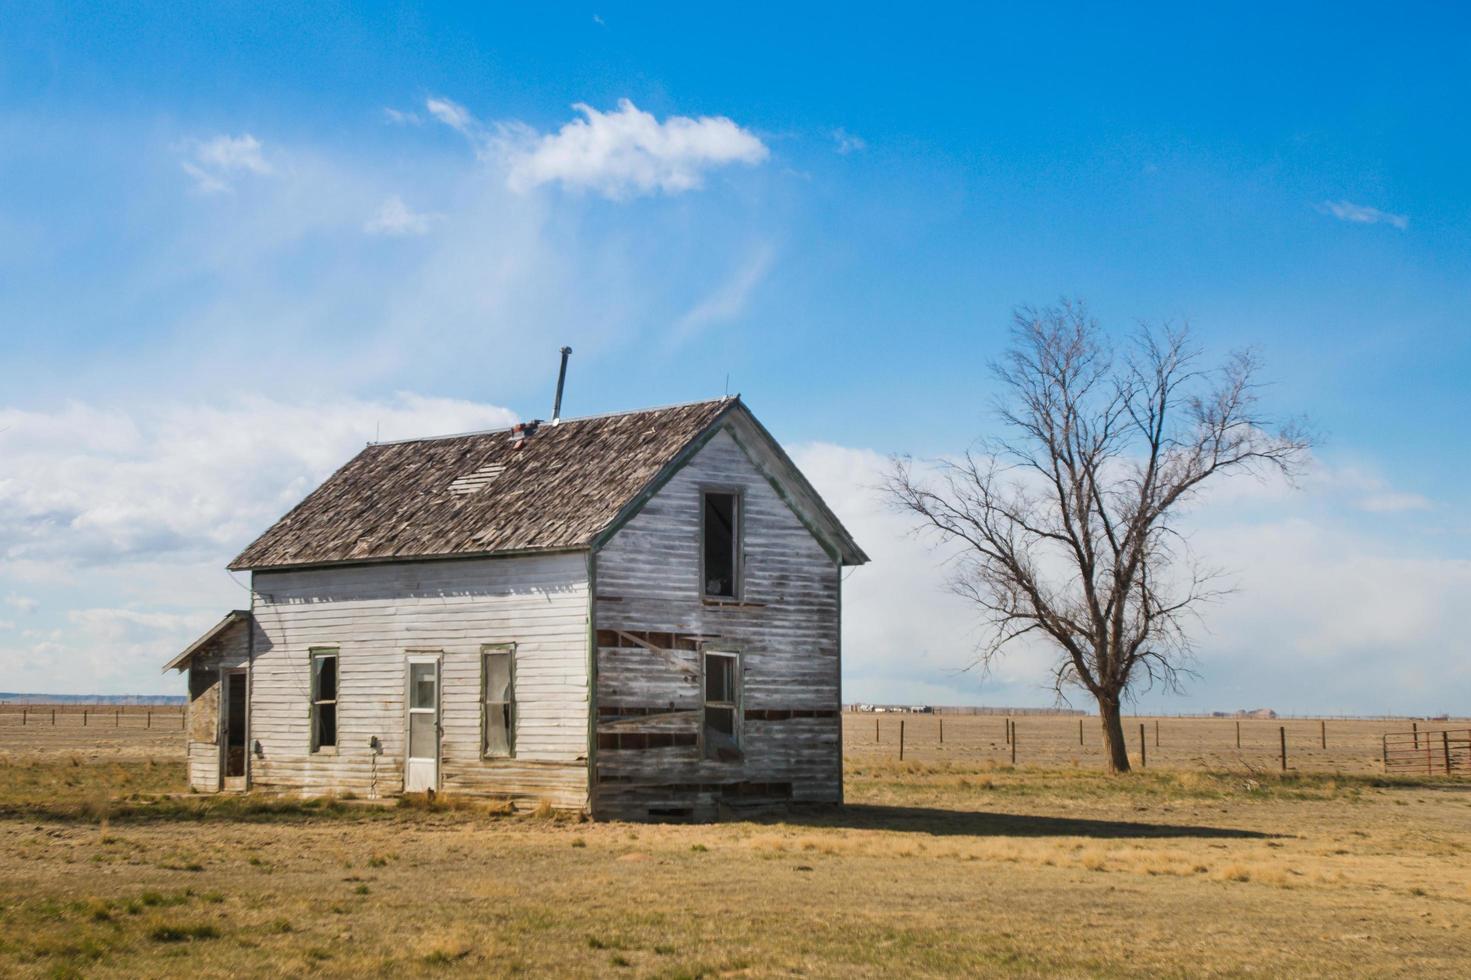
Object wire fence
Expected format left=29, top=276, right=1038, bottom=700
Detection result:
left=0, top=704, right=187, bottom=730
left=846, top=712, right=1471, bottom=777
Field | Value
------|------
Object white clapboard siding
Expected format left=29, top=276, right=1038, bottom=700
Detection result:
left=594, top=425, right=843, bottom=819
left=248, top=552, right=590, bottom=809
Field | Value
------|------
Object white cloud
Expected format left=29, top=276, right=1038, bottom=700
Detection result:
left=672, top=244, right=775, bottom=342
left=792, top=442, right=1466, bottom=715
left=1357, top=491, right=1433, bottom=513
left=364, top=195, right=439, bottom=236
left=179, top=134, right=272, bottom=194
left=0, top=394, right=516, bottom=568
left=1319, top=199, right=1409, bottom=230
left=832, top=128, right=866, bottom=155
left=383, top=107, right=423, bottom=126
left=426, top=96, right=479, bottom=137
left=793, top=444, right=1058, bottom=708
left=505, top=99, right=768, bottom=199
left=0, top=393, right=519, bottom=694
left=419, top=96, right=768, bottom=199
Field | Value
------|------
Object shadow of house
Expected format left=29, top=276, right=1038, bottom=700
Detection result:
left=763, top=803, right=1276, bottom=840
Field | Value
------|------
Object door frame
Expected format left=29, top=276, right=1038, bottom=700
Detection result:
left=403, top=652, right=442, bottom=793
left=220, top=668, right=249, bottom=792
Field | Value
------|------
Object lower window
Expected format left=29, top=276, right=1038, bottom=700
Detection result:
left=482, top=644, right=516, bottom=758
left=703, top=650, right=740, bottom=760
left=311, top=649, right=338, bottom=751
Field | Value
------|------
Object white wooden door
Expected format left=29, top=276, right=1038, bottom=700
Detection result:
left=404, top=657, right=439, bottom=793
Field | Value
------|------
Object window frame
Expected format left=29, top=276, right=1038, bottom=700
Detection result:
left=699, top=486, right=744, bottom=601
left=700, top=647, right=742, bottom=758
left=309, top=647, right=339, bottom=753
left=480, top=643, right=517, bottom=760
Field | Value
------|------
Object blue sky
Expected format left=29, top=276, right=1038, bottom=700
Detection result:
left=2, top=3, right=1467, bottom=713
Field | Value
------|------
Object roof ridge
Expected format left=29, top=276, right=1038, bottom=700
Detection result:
left=367, top=395, right=740, bottom=447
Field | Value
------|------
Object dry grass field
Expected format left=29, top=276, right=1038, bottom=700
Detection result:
left=0, top=710, right=1468, bottom=978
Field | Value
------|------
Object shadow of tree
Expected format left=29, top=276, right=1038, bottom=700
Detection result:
left=766, top=803, right=1276, bottom=839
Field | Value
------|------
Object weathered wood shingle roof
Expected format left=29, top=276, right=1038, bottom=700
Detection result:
left=230, top=398, right=738, bottom=571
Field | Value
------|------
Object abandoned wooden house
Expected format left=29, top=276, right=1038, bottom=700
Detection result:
left=164, top=396, right=867, bottom=820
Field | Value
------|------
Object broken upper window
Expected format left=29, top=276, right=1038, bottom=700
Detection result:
left=311, top=650, right=338, bottom=751
left=483, top=646, right=515, bottom=758
left=703, top=650, right=740, bottom=760
left=702, top=491, right=740, bottom=599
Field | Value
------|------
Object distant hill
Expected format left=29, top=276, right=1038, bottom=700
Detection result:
left=0, top=692, right=185, bottom=705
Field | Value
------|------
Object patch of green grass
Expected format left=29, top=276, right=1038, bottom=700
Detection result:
left=139, top=890, right=189, bottom=908
left=148, top=922, right=220, bottom=943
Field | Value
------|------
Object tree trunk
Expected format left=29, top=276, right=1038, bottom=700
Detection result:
left=1099, top=696, right=1132, bottom=773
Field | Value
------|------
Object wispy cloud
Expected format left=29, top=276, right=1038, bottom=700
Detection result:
left=179, top=134, right=272, bottom=194
left=673, top=244, right=775, bottom=342
left=1357, top=491, right=1433, bottom=513
left=426, top=96, right=479, bottom=137
left=1318, top=199, right=1408, bottom=230
left=832, top=128, right=866, bottom=155
left=364, top=195, right=439, bottom=236
left=382, top=107, right=422, bottom=126
left=504, top=99, right=768, bottom=199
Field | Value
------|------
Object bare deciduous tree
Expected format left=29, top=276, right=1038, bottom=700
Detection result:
left=885, top=302, right=1311, bottom=772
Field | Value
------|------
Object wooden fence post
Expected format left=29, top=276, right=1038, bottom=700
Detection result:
left=1235, top=721, right=1241, bottom=749
left=875, top=717, right=879, bottom=743
left=1279, top=726, right=1287, bottom=772
left=1139, top=723, right=1146, bottom=768
left=939, top=717, right=943, bottom=744
left=21, top=707, right=26, bottom=726
left=1079, top=718, right=1084, bottom=746
left=1381, top=734, right=1388, bottom=770
left=83, top=709, right=88, bottom=727
left=115, top=709, right=120, bottom=727
left=1155, top=719, right=1160, bottom=748
left=1005, top=717, right=1011, bottom=745
left=51, top=709, right=56, bottom=726
left=1320, top=719, right=1326, bottom=749
left=1412, top=721, right=1419, bottom=748
left=1444, top=731, right=1453, bottom=776
left=1010, top=723, right=1017, bottom=765
left=899, top=719, right=906, bottom=761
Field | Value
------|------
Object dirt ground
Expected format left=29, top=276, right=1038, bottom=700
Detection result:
left=0, top=712, right=1467, bottom=978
